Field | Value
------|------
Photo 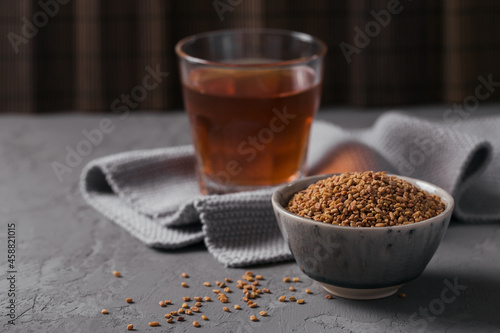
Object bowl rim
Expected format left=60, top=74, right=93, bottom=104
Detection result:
left=271, top=173, right=455, bottom=231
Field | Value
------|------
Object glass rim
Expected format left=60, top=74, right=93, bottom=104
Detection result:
left=175, top=28, right=328, bottom=68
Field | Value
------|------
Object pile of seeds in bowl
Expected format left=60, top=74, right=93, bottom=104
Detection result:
left=286, top=171, right=446, bottom=227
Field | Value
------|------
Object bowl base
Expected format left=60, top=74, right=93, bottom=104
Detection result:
left=319, top=282, right=403, bottom=300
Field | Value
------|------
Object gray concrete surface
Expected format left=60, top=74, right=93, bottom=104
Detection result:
left=1, top=104, right=500, bottom=333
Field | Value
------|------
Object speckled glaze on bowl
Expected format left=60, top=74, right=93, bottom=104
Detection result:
left=272, top=174, right=454, bottom=300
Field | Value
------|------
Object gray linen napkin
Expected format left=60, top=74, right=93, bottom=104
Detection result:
left=80, top=112, right=499, bottom=267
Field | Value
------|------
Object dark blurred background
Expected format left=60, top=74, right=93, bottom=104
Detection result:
left=1, top=0, right=500, bottom=113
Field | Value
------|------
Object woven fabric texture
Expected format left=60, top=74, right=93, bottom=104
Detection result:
left=80, top=113, right=499, bottom=267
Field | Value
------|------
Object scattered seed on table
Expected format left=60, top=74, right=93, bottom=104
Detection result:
left=242, top=297, right=249, bottom=302
left=289, top=296, right=296, bottom=302
left=177, top=317, right=184, bottom=322
left=201, top=315, right=208, bottom=321
left=247, top=300, right=253, bottom=305
left=234, top=304, right=241, bottom=310
left=249, top=303, right=258, bottom=308
left=250, top=315, right=258, bottom=322
left=191, top=306, right=200, bottom=312
left=178, top=308, right=185, bottom=314
left=224, top=287, right=231, bottom=293
left=183, top=296, right=191, bottom=302
left=246, top=271, right=254, bottom=277
left=225, top=278, right=232, bottom=283
left=297, top=299, right=305, bottom=304
left=256, top=289, right=262, bottom=294
left=399, top=293, right=407, bottom=298
left=194, top=296, right=203, bottom=302
left=164, top=313, right=172, bottom=319
left=252, top=281, right=259, bottom=286
left=263, top=288, right=270, bottom=293
left=181, top=282, right=188, bottom=288
left=170, top=311, right=178, bottom=316
left=292, top=277, right=300, bottom=282
left=167, top=317, right=173, bottom=323
left=159, top=301, right=166, bottom=307
left=213, top=289, right=221, bottom=294
left=219, top=298, right=228, bottom=303
left=325, top=294, right=333, bottom=299
left=244, top=275, right=254, bottom=282
left=185, top=309, right=193, bottom=315
left=165, top=300, right=172, bottom=304
left=182, top=303, right=188, bottom=308
left=255, top=275, right=263, bottom=280
left=305, top=288, right=312, bottom=294
left=223, top=306, right=230, bottom=312
left=195, top=302, right=202, bottom=307
left=283, top=277, right=291, bottom=283
left=259, top=311, right=268, bottom=316
left=279, top=295, right=286, bottom=302
left=204, top=282, right=211, bottom=287
left=101, top=309, right=108, bottom=314
left=219, top=282, right=226, bottom=288
left=204, top=297, right=211, bottom=302
left=193, top=321, right=200, bottom=327
left=112, top=271, right=121, bottom=277
left=126, top=298, right=133, bottom=303
left=181, top=272, right=189, bottom=278
left=126, top=324, right=133, bottom=330
left=216, top=281, right=222, bottom=286
left=289, top=286, right=295, bottom=292
left=149, top=321, right=159, bottom=327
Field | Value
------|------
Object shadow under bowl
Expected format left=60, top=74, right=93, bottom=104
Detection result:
left=271, top=174, right=454, bottom=300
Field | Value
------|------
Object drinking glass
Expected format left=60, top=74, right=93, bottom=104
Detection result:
left=176, top=28, right=327, bottom=194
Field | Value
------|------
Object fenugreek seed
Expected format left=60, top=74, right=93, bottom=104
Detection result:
left=177, top=316, right=184, bottom=321
left=193, top=321, right=200, bottom=327
left=201, top=315, right=208, bottom=320
left=149, top=321, right=159, bottom=327
left=191, top=306, right=200, bottom=312
left=249, top=303, right=258, bottom=308
left=399, top=293, right=407, bottom=298
left=255, top=275, right=263, bottom=280
left=219, top=282, right=226, bottom=288
left=250, top=315, right=258, bottom=322
left=126, top=298, right=133, bottom=303
left=247, top=300, right=253, bottom=305
left=256, top=289, right=262, bottom=294
left=185, top=309, right=193, bottom=315
left=164, top=313, right=171, bottom=319
left=225, top=278, right=232, bottom=283
left=278, top=295, right=286, bottom=302
left=181, top=282, right=188, bottom=288
left=203, top=282, right=211, bottom=287
left=195, top=302, right=201, bottom=307
left=305, top=288, right=312, bottom=294
left=164, top=300, right=172, bottom=304
left=112, top=271, right=121, bottom=277
left=167, top=317, right=173, bottom=323
left=101, top=309, right=108, bottom=314
left=194, top=296, right=203, bottom=302
left=259, top=311, right=268, bottom=316
left=283, top=277, right=291, bottom=282
left=224, top=287, right=231, bottom=293
left=243, top=275, right=254, bottom=282
left=292, top=277, right=300, bottom=282
left=252, top=281, right=259, bottom=286
left=237, top=284, right=243, bottom=289
left=263, top=288, right=270, bottom=293
left=183, top=296, right=191, bottom=302
left=213, top=289, right=221, bottom=293
left=204, top=297, right=211, bottom=302
left=289, top=286, right=295, bottom=291
left=218, top=293, right=226, bottom=298
left=297, top=299, right=305, bottom=304
left=223, top=306, right=230, bottom=312
left=242, top=297, right=249, bottom=302
left=178, top=308, right=185, bottom=314
left=220, top=298, right=228, bottom=303
left=159, top=301, right=166, bottom=307
left=181, top=303, right=188, bottom=308
left=181, top=272, right=189, bottom=278
left=170, top=311, right=178, bottom=316
left=127, top=324, right=133, bottom=330
left=325, top=294, right=333, bottom=299
left=289, top=296, right=296, bottom=302
left=234, top=304, right=241, bottom=310
left=245, top=271, right=254, bottom=277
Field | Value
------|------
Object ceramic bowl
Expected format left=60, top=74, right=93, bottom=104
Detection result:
left=271, top=174, right=454, bottom=300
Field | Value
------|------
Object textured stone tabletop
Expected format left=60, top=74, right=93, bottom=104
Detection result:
left=1, top=105, right=500, bottom=333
